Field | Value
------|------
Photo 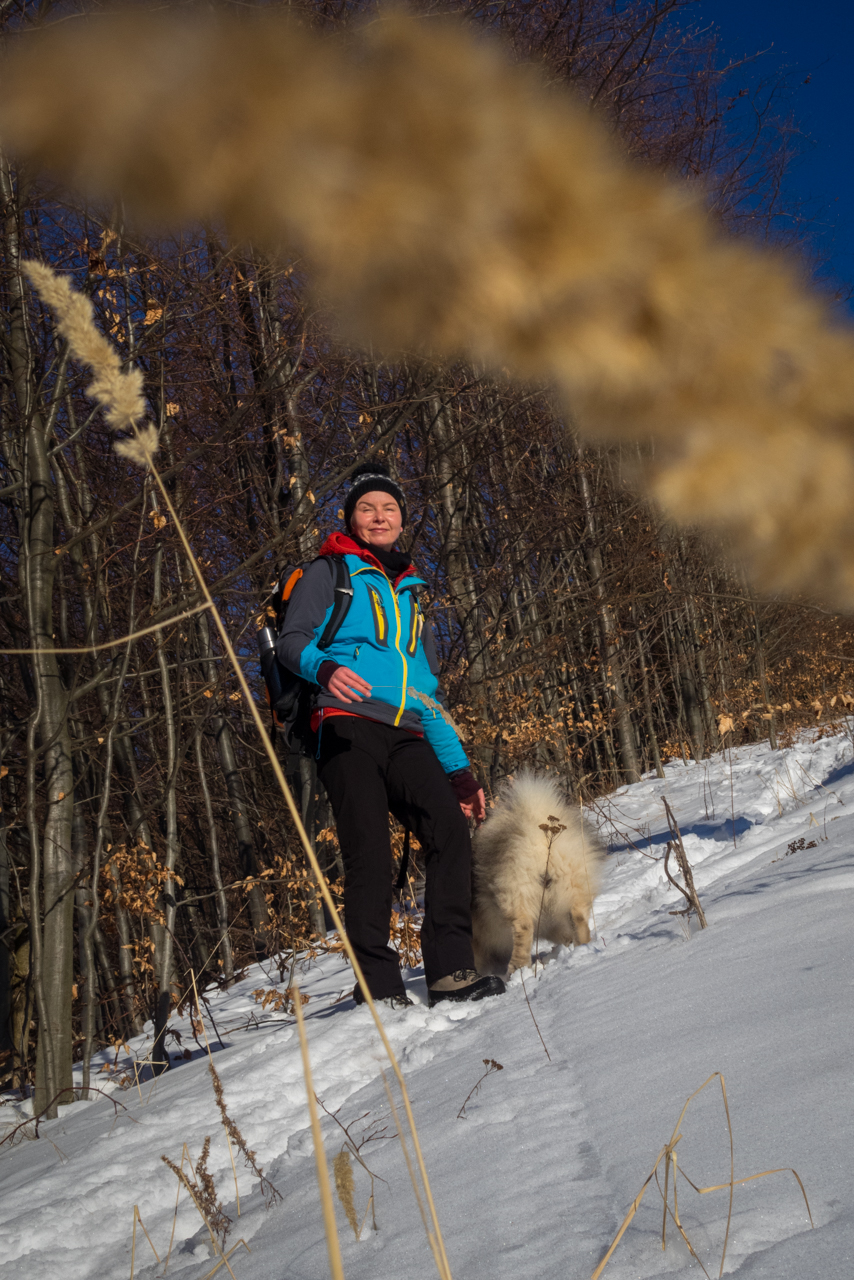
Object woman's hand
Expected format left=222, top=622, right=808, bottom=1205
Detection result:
left=326, top=666, right=372, bottom=703
left=460, top=787, right=486, bottom=826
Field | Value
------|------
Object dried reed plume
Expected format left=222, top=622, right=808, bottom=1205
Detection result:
left=5, top=13, right=854, bottom=599
left=332, top=1148, right=360, bottom=1240
left=23, top=260, right=158, bottom=469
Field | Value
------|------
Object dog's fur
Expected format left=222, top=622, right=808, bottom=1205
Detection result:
left=472, top=771, right=606, bottom=976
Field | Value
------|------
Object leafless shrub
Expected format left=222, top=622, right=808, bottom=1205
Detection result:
left=317, top=1095, right=393, bottom=1237
left=663, top=797, right=708, bottom=928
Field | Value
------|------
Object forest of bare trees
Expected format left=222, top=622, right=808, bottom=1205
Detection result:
left=2, top=0, right=853, bottom=1118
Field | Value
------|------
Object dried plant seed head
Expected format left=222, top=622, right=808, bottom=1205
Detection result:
left=4, top=13, right=854, bottom=600
left=333, top=1148, right=359, bottom=1240
left=115, top=424, right=160, bottom=470
left=22, top=261, right=159, bottom=469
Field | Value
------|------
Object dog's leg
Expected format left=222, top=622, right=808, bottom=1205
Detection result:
left=571, top=908, right=591, bottom=944
left=552, top=912, right=591, bottom=947
left=472, top=899, right=513, bottom=976
left=508, top=915, right=534, bottom=973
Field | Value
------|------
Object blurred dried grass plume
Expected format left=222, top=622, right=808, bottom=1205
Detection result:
left=4, top=10, right=854, bottom=600
left=24, top=260, right=158, bottom=468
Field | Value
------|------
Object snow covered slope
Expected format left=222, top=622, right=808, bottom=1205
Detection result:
left=2, top=729, right=853, bottom=1280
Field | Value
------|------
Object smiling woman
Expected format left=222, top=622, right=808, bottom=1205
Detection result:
left=275, top=460, right=505, bottom=1009
left=349, top=490, right=404, bottom=550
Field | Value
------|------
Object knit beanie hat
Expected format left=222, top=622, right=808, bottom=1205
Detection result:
left=343, top=461, right=407, bottom=530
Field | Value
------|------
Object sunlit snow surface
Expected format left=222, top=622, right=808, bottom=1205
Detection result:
left=2, top=728, right=853, bottom=1279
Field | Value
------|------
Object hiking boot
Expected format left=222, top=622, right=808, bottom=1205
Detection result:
left=352, top=984, right=414, bottom=1010
left=428, top=969, right=506, bottom=1007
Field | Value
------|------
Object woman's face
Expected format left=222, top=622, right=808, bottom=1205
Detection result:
left=350, top=490, right=403, bottom=550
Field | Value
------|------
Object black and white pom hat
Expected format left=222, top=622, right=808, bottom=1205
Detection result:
left=343, top=462, right=407, bottom=530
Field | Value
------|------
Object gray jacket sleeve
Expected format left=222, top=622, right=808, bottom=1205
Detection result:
left=421, top=618, right=452, bottom=711
left=275, top=559, right=335, bottom=682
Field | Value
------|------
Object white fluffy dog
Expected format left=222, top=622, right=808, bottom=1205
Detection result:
left=472, top=771, right=605, bottom=976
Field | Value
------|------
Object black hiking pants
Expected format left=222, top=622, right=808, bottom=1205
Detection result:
left=316, top=715, right=474, bottom=998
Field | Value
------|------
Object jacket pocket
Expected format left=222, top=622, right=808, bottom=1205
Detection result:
left=367, top=585, right=390, bottom=647
left=405, top=593, right=423, bottom=656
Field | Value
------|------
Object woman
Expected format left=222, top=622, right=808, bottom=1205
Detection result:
left=277, top=462, right=505, bottom=1009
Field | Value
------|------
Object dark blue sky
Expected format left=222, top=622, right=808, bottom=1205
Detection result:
left=695, top=1, right=854, bottom=311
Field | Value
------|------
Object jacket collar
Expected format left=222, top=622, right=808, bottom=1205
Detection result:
left=320, top=531, right=418, bottom=589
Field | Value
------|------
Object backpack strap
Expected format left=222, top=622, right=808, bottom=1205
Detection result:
left=317, top=555, right=353, bottom=651
left=273, top=565, right=304, bottom=631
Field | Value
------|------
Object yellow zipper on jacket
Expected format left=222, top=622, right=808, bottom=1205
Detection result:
left=352, top=563, right=410, bottom=725
left=389, top=580, right=408, bottom=725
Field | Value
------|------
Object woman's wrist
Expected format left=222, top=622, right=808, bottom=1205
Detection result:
left=447, top=768, right=479, bottom=802
left=317, top=659, right=341, bottom=690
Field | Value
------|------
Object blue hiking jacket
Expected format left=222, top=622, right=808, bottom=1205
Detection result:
left=275, top=534, right=470, bottom=775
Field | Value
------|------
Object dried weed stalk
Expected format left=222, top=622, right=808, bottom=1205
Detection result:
left=517, top=967, right=551, bottom=1062
left=379, top=1068, right=452, bottom=1280
left=591, top=1072, right=813, bottom=1280
left=160, top=1142, right=250, bottom=1280
left=209, top=1060, right=282, bottom=1208
left=162, top=1138, right=232, bottom=1249
left=456, top=1058, right=503, bottom=1120
left=662, top=798, right=708, bottom=929
left=195, top=1137, right=233, bottom=1248
left=533, top=815, right=568, bottom=972
left=129, top=1204, right=160, bottom=1280
left=293, top=985, right=345, bottom=1280
left=5, top=13, right=854, bottom=602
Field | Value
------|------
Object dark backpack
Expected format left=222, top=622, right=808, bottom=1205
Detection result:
left=257, top=555, right=352, bottom=750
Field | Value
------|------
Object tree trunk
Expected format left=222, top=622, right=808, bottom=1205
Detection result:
left=194, top=729, right=234, bottom=985
left=426, top=395, right=491, bottom=773
left=752, top=600, right=778, bottom=750
left=3, top=158, right=75, bottom=1116
left=674, top=619, right=705, bottom=761
left=150, top=515, right=180, bottom=1075
left=0, top=809, right=13, bottom=1080
left=636, top=627, right=665, bottom=779
left=577, top=462, right=641, bottom=784
left=195, top=609, right=269, bottom=951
